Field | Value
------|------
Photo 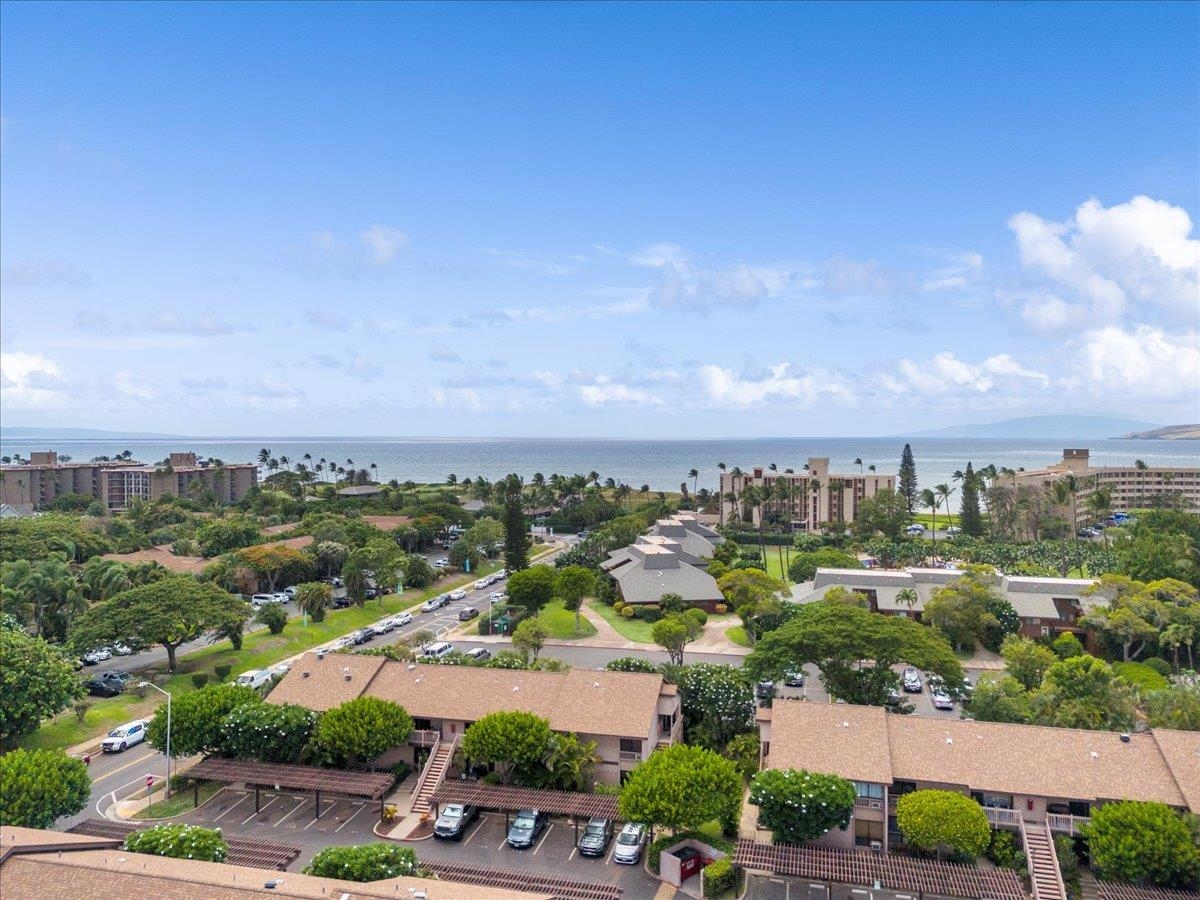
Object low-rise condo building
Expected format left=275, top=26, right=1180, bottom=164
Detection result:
left=757, top=701, right=1200, bottom=854
left=1011, top=448, right=1200, bottom=525
left=0, top=450, right=257, bottom=511
left=793, top=567, right=1103, bottom=642
left=600, top=513, right=725, bottom=609
left=719, top=458, right=896, bottom=532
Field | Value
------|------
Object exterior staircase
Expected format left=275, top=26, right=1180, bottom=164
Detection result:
left=411, top=737, right=456, bottom=816
left=1022, top=819, right=1067, bottom=900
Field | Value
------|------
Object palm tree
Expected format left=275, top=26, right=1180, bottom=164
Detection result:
left=258, top=448, right=271, bottom=467
left=369, top=462, right=378, bottom=483
left=717, top=462, right=728, bottom=524
left=935, top=483, right=955, bottom=530
left=868, top=464, right=876, bottom=474
left=688, top=468, right=700, bottom=496
left=278, top=455, right=291, bottom=472
left=1085, top=481, right=1113, bottom=547
left=1133, top=459, right=1148, bottom=507
left=854, top=457, right=863, bottom=474
left=897, top=587, right=919, bottom=618
left=920, top=487, right=940, bottom=558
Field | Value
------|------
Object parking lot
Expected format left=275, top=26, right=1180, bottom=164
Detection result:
left=401, top=812, right=661, bottom=896
left=761, top=663, right=980, bottom=719
left=181, top=787, right=382, bottom=847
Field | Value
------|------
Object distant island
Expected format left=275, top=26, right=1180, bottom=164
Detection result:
left=0, top=426, right=181, bottom=440
left=1120, top=424, right=1200, bottom=440
left=908, top=414, right=1159, bottom=440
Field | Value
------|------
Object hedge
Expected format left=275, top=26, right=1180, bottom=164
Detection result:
left=703, top=856, right=736, bottom=897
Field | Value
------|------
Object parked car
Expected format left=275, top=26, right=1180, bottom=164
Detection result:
left=423, top=641, right=455, bottom=659
left=251, top=594, right=275, bottom=608
left=434, top=558, right=450, bottom=567
left=960, top=674, right=974, bottom=695
left=783, top=671, right=805, bottom=687
left=332, top=596, right=352, bottom=609
left=391, top=611, right=413, bottom=628
left=331, top=577, right=344, bottom=588
left=613, top=823, right=647, bottom=864
left=755, top=679, right=775, bottom=700
left=84, top=676, right=124, bottom=697
left=506, top=809, right=548, bottom=849
left=496, top=568, right=509, bottom=579
left=284, top=586, right=298, bottom=598
left=351, top=628, right=374, bottom=645
left=101, top=720, right=146, bottom=753
left=489, top=591, right=507, bottom=604
left=449, top=589, right=468, bottom=601
left=465, top=647, right=491, bottom=662
left=235, top=669, right=272, bottom=689
left=945, top=525, right=962, bottom=535
left=902, top=666, right=922, bottom=693
left=111, top=641, right=134, bottom=656
left=272, top=592, right=290, bottom=603
left=372, top=619, right=394, bottom=635
left=931, top=687, right=955, bottom=710
left=422, top=595, right=448, bottom=613
left=269, top=662, right=291, bottom=677
left=458, top=606, right=480, bottom=622
left=82, top=647, right=111, bottom=665
left=433, top=803, right=479, bottom=840
left=474, top=579, right=490, bottom=590
left=104, top=669, right=134, bottom=684
left=577, top=818, right=612, bottom=857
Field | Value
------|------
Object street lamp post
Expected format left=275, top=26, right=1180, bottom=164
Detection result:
left=139, top=682, right=172, bottom=798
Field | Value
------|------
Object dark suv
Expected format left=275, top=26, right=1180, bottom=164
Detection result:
left=457, top=606, right=479, bottom=622
left=577, top=818, right=612, bottom=857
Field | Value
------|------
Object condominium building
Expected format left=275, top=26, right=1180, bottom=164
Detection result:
left=719, top=458, right=896, bottom=532
left=0, top=450, right=257, bottom=512
left=600, top=514, right=725, bottom=609
left=1011, top=448, right=1200, bottom=525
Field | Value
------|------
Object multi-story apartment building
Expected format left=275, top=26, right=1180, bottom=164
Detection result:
left=0, top=450, right=257, bottom=512
left=269, top=653, right=683, bottom=784
left=758, top=701, right=1200, bottom=855
left=1012, top=448, right=1200, bottom=525
left=719, top=458, right=896, bottom=532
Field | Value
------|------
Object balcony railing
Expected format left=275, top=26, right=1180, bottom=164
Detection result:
left=854, top=797, right=884, bottom=810
left=618, top=750, right=643, bottom=763
left=984, top=807, right=1021, bottom=827
left=1046, top=813, right=1090, bottom=835
left=409, top=729, right=440, bottom=748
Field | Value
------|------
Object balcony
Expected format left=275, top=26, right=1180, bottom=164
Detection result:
left=854, top=797, right=884, bottom=811
left=618, top=750, right=643, bottom=763
left=409, top=729, right=440, bottom=748
left=984, top=807, right=1021, bottom=827
left=1046, top=813, right=1090, bottom=835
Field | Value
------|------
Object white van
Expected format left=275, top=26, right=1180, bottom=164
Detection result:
left=235, top=668, right=272, bottom=689
left=423, top=641, right=454, bottom=659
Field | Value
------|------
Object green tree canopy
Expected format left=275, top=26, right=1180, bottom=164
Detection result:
left=746, top=602, right=963, bottom=706
left=69, top=576, right=250, bottom=670
left=293, top=581, right=332, bottom=622
left=652, top=612, right=703, bottom=666
left=461, top=710, right=552, bottom=783
left=1000, top=635, right=1058, bottom=691
left=1144, top=686, right=1200, bottom=731
left=312, top=696, right=413, bottom=766
left=0, top=625, right=84, bottom=745
left=618, top=743, right=742, bottom=833
left=304, top=843, right=422, bottom=881
left=788, top=549, right=859, bottom=584
left=554, top=565, right=595, bottom=634
left=718, top=568, right=787, bottom=645
left=965, top=673, right=1032, bottom=724
left=895, top=789, right=991, bottom=859
left=676, top=663, right=756, bottom=750
left=851, top=490, right=912, bottom=542
left=195, top=517, right=263, bottom=557
left=604, top=656, right=661, bottom=674
left=1030, top=655, right=1138, bottom=731
left=217, top=702, right=318, bottom=764
left=922, top=566, right=1000, bottom=652
left=512, top=617, right=550, bottom=662
left=147, top=683, right=262, bottom=757
left=1082, top=801, right=1200, bottom=889
left=506, top=565, right=557, bottom=617
left=0, top=748, right=91, bottom=829
left=124, top=824, right=228, bottom=863
left=750, top=769, right=856, bottom=843
left=899, top=444, right=918, bottom=513
left=500, top=474, right=530, bottom=572
left=255, top=601, right=288, bottom=635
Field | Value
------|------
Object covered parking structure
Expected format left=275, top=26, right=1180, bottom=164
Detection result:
left=67, top=818, right=300, bottom=870
left=187, top=758, right=394, bottom=822
left=734, top=840, right=1025, bottom=900
left=430, top=782, right=620, bottom=842
left=426, top=860, right=622, bottom=900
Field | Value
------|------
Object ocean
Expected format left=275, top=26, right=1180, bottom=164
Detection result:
left=1, top=435, right=1197, bottom=495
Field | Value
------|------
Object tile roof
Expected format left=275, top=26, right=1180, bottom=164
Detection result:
left=99, top=545, right=209, bottom=575
left=360, top=515, right=414, bottom=531
left=765, top=702, right=1199, bottom=810
left=608, top=552, right=722, bottom=605
left=271, top=654, right=670, bottom=739
left=0, top=846, right=545, bottom=899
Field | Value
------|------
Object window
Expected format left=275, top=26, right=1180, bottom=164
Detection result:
left=891, top=780, right=917, bottom=797
left=972, top=791, right=1013, bottom=809
left=619, top=738, right=643, bottom=754
left=854, top=819, right=883, bottom=846
left=854, top=782, right=884, bottom=800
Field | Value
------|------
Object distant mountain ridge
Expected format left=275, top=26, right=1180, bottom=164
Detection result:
left=1121, top=424, right=1200, bottom=440
left=0, top=426, right=181, bottom=440
left=909, top=415, right=1160, bottom=440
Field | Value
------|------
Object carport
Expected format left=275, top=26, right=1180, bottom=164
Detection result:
left=188, top=758, right=394, bottom=822
left=734, top=840, right=1025, bottom=900
left=430, top=782, right=620, bottom=844
left=68, top=818, right=300, bottom=870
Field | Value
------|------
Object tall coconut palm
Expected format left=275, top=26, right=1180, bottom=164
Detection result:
left=920, top=488, right=939, bottom=557
left=258, top=448, right=271, bottom=467
left=935, top=483, right=955, bottom=531
left=854, top=457, right=863, bottom=474
left=1085, top=481, right=1113, bottom=547
left=688, top=468, right=700, bottom=496
left=1134, top=459, right=1148, bottom=506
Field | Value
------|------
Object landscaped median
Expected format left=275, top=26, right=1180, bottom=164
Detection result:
left=22, top=560, right=516, bottom=752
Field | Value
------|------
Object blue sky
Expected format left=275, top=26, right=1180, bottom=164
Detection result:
left=2, top=2, right=1197, bottom=437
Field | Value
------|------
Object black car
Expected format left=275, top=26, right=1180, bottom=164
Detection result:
left=104, top=669, right=134, bottom=684
left=433, top=803, right=479, bottom=840
left=577, top=818, right=612, bottom=857
left=507, top=809, right=548, bottom=849
left=332, top=596, right=352, bottom=609
left=351, top=628, right=374, bottom=645
left=84, top=676, right=125, bottom=697
left=457, top=606, right=480, bottom=622
left=755, top=679, right=775, bottom=700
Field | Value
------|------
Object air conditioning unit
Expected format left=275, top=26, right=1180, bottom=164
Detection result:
left=869, top=840, right=882, bottom=852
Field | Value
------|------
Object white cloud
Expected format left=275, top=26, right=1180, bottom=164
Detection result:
left=147, top=310, right=237, bottom=336
left=1008, top=196, right=1200, bottom=326
left=0, top=351, right=68, bottom=408
left=428, top=343, right=463, bottom=363
left=1070, top=325, right=1200, bottom=400
left=114, top=370, right=154, bottom=400
left=578, top=375, right=662, bottom=406
left=883, top=352, right=1050, bottom=397
left=1, top=260, right=91, bottom=286
left=430, top=387, right=482, bottom=411
left=243, top=375, right=305, bottom=409
left=630, top=243, right=815, bottom=312
left=698, top=362, right=855, bottom=407
left=359, top=224, right=409, bottom=265
left=921, top=252, right=983, bottom=292
left=483, top=248, right=588, bottom=276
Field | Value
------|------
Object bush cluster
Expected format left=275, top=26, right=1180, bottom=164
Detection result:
left=124, top=824, right=227, bottom=862
left=685, top=608, right=708, bottom=627
left=703, top=856, right=736, bottom=898
left=986, top=829, right=1026, bottom=870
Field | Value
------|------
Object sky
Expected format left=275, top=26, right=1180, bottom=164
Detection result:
left=1, top=2, right=1198, bottom=438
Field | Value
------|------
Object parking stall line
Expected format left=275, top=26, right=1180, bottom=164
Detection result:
left=273, top=797, right=307, bottom=828
left=463, top=817, right=486, bottom=845
left=532, top=824, right=553, bottom=855
left=568, top=847, right=577, bottom=861
left=335, top=803, right=368, bottom=833
left=240, top=795, right=279, bottom=825
left=496, top=835, right=509, bottom=852
left=211, top=793, right=250, bottom=822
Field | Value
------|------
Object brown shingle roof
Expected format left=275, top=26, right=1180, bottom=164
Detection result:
left=1152, top=728, right=1200, bottom=812
left=270, top=655, right=668, bottom=738
left=361, top=515, right=413, bottom=531
left=0, top=847, right=546, bottom=899
left=765, top=702, right=1196, bottom=809
left=99, top=546, right=208, bottom=575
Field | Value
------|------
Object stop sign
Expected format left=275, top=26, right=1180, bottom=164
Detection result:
left=146, top=775, right=154, bottom=789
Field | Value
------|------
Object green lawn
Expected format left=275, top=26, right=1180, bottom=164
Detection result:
left=19, top=560, right=512, bottom=751
left=587, top=599, right=656, bottom=643
left=132, top=781, right=221, bottom=819
left=725, top=625, right=752, bottom=647
left=536, top=598, right=598, bottom=639
left=911, top=512, right=961, bottom=528
left=735, top=543, right=792, bottom=582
